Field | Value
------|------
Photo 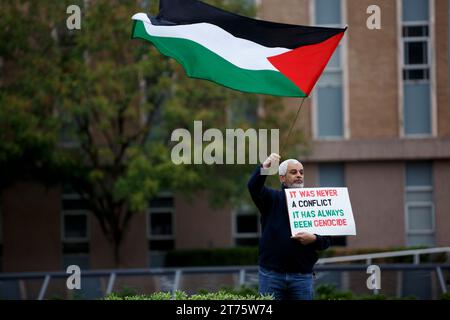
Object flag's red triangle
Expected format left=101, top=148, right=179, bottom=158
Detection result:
left=268, top=31, right=345, bottom=96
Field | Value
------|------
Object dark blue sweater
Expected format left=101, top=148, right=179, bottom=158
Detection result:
left=247, top=165, right=331, bottom=274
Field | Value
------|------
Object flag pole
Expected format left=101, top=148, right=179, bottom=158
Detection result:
left=280, top=97, right=306, bottom=157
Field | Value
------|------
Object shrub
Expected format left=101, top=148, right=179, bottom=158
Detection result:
left=165, top=247, right=258, bottom=267
left=214, top=285, right=260, bottom=297
left=440, top=292, right=450, bottom=300
left=104, top=289, right=272, bottom=300
left=104, top=284, right=424, bottom=300
left=314, top=284, right=354, bottom=300
left=113, top=286, right=138, bottom=298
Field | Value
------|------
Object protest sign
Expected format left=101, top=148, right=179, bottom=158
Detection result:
left=285, top=188, right=356, bottom=236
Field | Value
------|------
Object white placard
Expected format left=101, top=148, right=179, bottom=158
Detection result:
left=285, top=188, right=356, bottom=236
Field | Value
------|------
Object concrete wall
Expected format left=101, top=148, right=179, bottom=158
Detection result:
left=2, top=181, right=61, bottom=272
left=347, top=0, right=399, bottom=138
left=434, top=160, right=450, bottom=246
left=436, top=0, right=450, bottom=137
left=90, top=211, right=148, bottom=269
left=175, top=192, right=232, bottom=249
left=345, top=162, right=405, bottom=248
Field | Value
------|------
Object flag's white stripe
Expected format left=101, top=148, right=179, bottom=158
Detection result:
left=132, top=13, right=291, bottom=71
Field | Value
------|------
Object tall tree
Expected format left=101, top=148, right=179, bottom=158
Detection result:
left=0, top=0, right=307, bottom=266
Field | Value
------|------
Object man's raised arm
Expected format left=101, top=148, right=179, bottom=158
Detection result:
left=247, top=153, right=280, bottom=207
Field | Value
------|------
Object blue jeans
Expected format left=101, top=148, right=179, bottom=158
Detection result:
left=259, top=266, right=314, bottom=300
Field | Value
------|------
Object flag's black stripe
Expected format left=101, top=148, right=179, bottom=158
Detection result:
left=155, top=0, right=345, bottom=49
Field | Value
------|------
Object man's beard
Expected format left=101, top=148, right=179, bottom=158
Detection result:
left=284, top=182, right=304, bottom=188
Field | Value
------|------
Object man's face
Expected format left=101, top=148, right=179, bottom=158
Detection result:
left=280, top=162, right=304, bottom=188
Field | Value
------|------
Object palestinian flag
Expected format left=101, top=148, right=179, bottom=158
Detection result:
left=132, top=0, right=346, bottom=97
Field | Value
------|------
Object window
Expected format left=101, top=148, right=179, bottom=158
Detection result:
left=60, top=186, right=99, bottom=299
left=405, top=162, right=435, bottom=246
left=53, top=17, right=78, bottom=147
left=245, top=0, right=256, bottom=5
left=148, top=194, right=175, bottom=267
left=318, top=163, right=345, bottom=187
left=229, top=96, right=259, bottom=127
left=61, top=185, right=90, bottom=269
left=55, top=22, right=80, bottom=148
left=59, top=112, right=79, bottom=147
left=318, top=163, right=347, bottom=246
left=314, top=0, right=344, bottom=139
left=233, top=206, right=260, bottom=247
left=315, top=0, right=341, bottom=25
left=62, top=193, right=89, bottom=242
left=401, top=0, right=432, bottom=136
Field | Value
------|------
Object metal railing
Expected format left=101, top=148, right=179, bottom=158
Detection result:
left=1, top=266, right=260, bottom=300
left=317, top=246, right=450, bottom=265
left=0, top=247, right=449, bottom=300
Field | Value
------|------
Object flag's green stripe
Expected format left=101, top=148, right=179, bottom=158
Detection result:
left=132, top=20, right=306, bottom=97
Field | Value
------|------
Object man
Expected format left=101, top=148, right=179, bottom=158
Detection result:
left=247, top=153, right=331, bottom=300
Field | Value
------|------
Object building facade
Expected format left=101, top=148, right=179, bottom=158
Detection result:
left=1, top=0, right=449, bottom=273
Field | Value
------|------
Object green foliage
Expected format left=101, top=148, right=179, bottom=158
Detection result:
left=440, top=292, right=450, bottom=300
left=104, top=284, right=426, bottom=300
left=113, top=285, right=139, bottom=298
left=0, top=0, right=73, bottom=187
left=165, top=247, right=258, bottom=267
left=314, top=284, right=355, bottom=300
left=212, top=285, right=260, bottom=297
left=104, top=289, right=272, bottom=300
left=188, top=291, right=271, bottom=300
left=0, top=0, right=308, bottom=265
